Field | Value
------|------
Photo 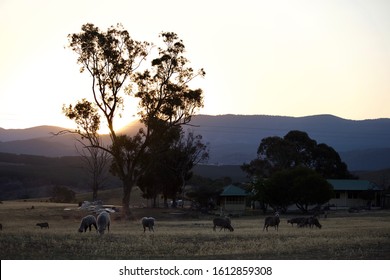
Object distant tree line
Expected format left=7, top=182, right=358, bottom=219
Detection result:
left=0, top=152, right=119, bottom=200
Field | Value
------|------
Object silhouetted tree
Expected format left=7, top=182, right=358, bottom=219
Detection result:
left=242, top=130, right=351, bottom=212
left=185, top=177, right=227, bottom=210
left=62, top=99, right=110, bottom=201
left=242, top=130, right=354, bottom=179
left=65, top=24, right=205, bottom=218
left=165, top=130, right=209, bottom=204
left=289, top=167, right=333, bottom=212
left=253, top=167, right=333, bottom=213
left=138, top=128, right=209, bottom=207
left=51, top=186, right=75, bottom=203
left=312, top=143, right=352, bottom=179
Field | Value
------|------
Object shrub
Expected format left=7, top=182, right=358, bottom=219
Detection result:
left=51, top=185, right=76, bottom=203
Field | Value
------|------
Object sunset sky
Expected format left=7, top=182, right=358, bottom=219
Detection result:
left=1, top=0, right=389, bottom=130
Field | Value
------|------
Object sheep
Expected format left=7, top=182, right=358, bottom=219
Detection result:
left=97, top=211, right=110, bottom=235
left=213, top=217, right=234, bottom=232
left=297, top=217, right=322, bottom=229
left=36, top=222, right=49, bottom=229
left=263, top=212, right=280, bottom=231
left=287, top=217, right=307, bottom=227
left=141, top=217, right=155, bottom=232
left=78, top=215, right=97, bottom=233
left=307, top=217, right=322, bottom=229
left=298, top=218, right=309, bottom=228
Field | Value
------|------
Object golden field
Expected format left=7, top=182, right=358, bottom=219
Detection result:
left=0, top=200, right=389, bottom=259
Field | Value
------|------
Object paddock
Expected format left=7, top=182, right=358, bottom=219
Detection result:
left=0, top=201, right=389, bottom=259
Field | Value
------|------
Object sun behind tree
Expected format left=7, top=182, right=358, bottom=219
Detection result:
left=64, top=23, right=205, bottom=218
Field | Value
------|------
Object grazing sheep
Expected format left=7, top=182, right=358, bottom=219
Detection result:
left=97, top=211, right=110, bottom=235
left=297, top=217, right=322, bottom=229
left=141, top=217, right=155, bottom=232
left=287, top=217, right=307, bottom=227
left=78, top=215, right=97, bottom=233
left=263, top=212, right=280, bottom=231
left=36, top=222, right=49, bottom=229
left=298, top=218, right=309, bottom=228
left=213, top=217, right=234, bottom=232
left=307, top=217, right=322, bottom=229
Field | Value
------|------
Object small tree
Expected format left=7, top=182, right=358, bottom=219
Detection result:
left=51, top=186, right=76, bottom=203
left=138, top=128, right=209, bottom=207
left=62, top=99, right=111, bottom=201
left=165, top=131, right=209, bottom=203
left=185, top=176, right=231, bottom=209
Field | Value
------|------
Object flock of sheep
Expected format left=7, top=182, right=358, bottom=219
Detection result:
left=212, top=212, right=322, bottom=233
left=76, top=212, right=155, bottom=235
left=75, top=211, right=322, bottom=234
left=287, top=216, right=322, bottom=229
left=78, top=212, right=111, bottom=234
left=262, top=212, right=323, bottom=231
left=20, top=211, right=322, bottom=235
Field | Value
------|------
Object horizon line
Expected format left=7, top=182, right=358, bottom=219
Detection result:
left=1, top=113, right=390, bottom=130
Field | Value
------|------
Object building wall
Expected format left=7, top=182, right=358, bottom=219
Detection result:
left=221, top=196, right=246, bottom=213
left=328, top=191, right=374, bottom=208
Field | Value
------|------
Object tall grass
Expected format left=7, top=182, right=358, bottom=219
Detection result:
left=0, top=201, right=389, bottom=259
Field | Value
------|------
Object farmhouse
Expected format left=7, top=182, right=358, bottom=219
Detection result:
left=327, top=179, right=383, bottom=209
left=219, top=185, right=248, bottom=215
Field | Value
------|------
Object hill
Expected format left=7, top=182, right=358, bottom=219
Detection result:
left=187, top=114, right=390, bottom=170
left=1, top=114, right=390, bottom=170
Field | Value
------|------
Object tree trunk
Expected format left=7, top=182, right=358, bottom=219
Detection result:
left=153, top=196, right=157, bottom=208
left=122, top=178, right=135, bottom=219
left=92, top=177, right=98, bottom=201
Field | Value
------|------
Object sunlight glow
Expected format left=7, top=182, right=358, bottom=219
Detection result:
left=1, top=0, right=390, bottom=129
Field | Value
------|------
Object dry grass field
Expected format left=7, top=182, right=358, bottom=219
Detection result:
left=0, top=201, right=389, bottom=260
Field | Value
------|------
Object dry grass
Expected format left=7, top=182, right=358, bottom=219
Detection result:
left=0, top=201, right=389, bottom=259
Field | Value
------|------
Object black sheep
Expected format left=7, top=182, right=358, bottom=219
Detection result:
left=263, top=212, right=280, bottom=231
left=213, top=217, right=234, bottom=232
left=36, top=222, right=49, bottom=229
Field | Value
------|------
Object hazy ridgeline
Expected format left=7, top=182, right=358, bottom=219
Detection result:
left=0, top=202, right=389, bottom=259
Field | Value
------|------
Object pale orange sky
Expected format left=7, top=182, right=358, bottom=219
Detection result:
left=1, top=0, right=390, bottom=130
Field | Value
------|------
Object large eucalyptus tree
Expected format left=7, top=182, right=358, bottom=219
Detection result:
left=65, top=24, right=205, bottom=217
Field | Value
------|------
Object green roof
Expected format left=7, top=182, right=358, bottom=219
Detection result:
left=220, top=185, right=248, bottom=196
left=327, top=179, right=382, bottom=191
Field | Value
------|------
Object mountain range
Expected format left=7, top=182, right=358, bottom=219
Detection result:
left=1, top=114, right=390, bottom=171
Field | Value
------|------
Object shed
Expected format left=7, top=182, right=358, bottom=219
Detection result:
left=327, top=179, right=383, bottom=208
left=219, top=185, right=248, bottom=215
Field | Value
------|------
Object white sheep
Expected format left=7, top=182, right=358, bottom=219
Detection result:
left=78, top=215, right=97, bottom=233
left=97, top=211, right=110, bottom=235
left=141, top=217, right=155, bottom=232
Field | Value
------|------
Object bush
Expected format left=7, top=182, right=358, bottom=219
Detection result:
left=51, top=186, right=76, bottom=203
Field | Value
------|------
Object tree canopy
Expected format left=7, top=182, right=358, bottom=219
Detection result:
left=251, top=167, right=334, bottom=213
left=242, top=130, right=354, bottom=179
